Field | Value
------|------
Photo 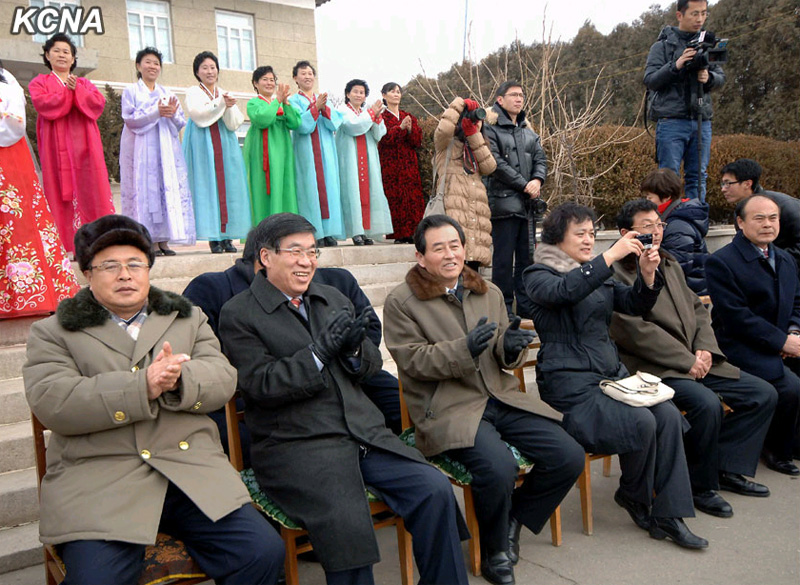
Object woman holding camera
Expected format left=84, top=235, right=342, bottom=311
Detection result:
left=432, top=97, right=495, bottom=269
left=524, top=202, right=708, bottom=550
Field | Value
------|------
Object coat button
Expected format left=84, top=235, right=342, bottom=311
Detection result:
left=131, top=366, right=139, bottom=372
left=114, top=411, right=126, bottom=422
left=140, top=450, right=151, bottom=460
left=179, top=441, right=189, bottom=451
left=192, top=401, right=202, bottom=410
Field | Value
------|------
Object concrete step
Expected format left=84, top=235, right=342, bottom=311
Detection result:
left=0, top=522, right=42, bottom=574
left=0, top=421, right=35, bottom=475
left=0, top=346, right=27, bottom=384
left=0, top=378, right=28, bottom=425
left=348, top=262, right=415, bottom=287
left=0, top=469, right=39, bottom=528
left=0, top=318, right=42, bottom=348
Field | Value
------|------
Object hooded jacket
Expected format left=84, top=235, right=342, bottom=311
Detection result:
left=644, top=26, right=725, bottom=121
left=660, top=198, right=710, bottom=294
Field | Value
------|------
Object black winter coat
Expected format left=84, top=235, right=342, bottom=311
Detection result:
left=660, top=198, right=709, bottom=294
left=757, top=187, right=800, bottom=267
left=483, top=103, right=547, bottom=219
left=644, top=26, right=725, bottom=121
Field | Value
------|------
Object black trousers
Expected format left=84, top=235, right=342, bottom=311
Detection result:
left=491, top=217, right=535, bottom=319
left=59, top=482, right=284, bottom=585
left=666, top=372, right=778, bottom=491
left=765, top=365, right=800, bottom=460
left=446, top=400, right=584, bottom=551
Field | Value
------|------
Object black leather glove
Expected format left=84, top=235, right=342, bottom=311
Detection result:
left=310, top=310, right=350, bottom=364
left=466, top=316, right=497, bottom=358
left=341, top=306, right=374, bottom=355
left=503, top=316, right=536, bottom=363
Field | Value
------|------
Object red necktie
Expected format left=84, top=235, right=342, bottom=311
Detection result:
left=290, top=298, right=302, bottom=310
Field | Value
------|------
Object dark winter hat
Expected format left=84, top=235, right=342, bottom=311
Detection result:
left=74, top=215, right=155, bottom=271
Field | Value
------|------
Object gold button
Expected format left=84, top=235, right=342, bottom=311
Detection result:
left=140, top=450, right=151, bottom=460
left=131, top=366, right=139, bottom=372
left=114, top=411, right=125, bottom=422
left=192, top=401, right=202, bottom=410
left=179, top=441, right=189, bottom=451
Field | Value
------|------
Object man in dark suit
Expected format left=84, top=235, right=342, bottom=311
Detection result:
left=705, top=195, right=800, bottom=476
left=218, top=213, right=468, bottom=585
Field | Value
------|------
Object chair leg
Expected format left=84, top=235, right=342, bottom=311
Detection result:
left=462, top=485, right=482, bottom=577
left=282, top=528, right=300, bottom=585
left=578, top=454, right=594, bottom=536
left=602, top=455, right=612, bottom=477
left=396, top=518, right=414, bottom=585
left=549, top=505, right=562, bottom=547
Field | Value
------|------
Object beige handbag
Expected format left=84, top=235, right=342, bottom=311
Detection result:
left=600, top=371, right=675, bottom=408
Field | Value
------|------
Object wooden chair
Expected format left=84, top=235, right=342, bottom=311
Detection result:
left=225, top=394, right=413, bottom=585
left=31, top=414, right=207, bottom=585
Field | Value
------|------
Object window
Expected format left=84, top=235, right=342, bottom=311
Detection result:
left=215, top=10, right=255, bottom=72
left=30, top=0, right=84, bottom=47
left=127, top=0, right=173, bottom=63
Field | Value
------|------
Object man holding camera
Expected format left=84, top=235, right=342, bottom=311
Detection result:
left=483, top=80, right=547, bottom=320
left=644, top=0, right=725, bottom=202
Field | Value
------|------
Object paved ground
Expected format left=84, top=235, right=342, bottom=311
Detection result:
left=6, top=457, right=798, bottom=585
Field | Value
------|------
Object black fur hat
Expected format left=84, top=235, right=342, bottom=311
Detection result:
left=74, top=215, right=155, bottom=271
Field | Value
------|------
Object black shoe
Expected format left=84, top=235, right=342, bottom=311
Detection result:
left=323, top=236, right=338, bottom=247
left=480, top=549, right=515, bottom=585
left=649, top=517, right=708, bottom=549
left=158, top=243, right=177, bottom=256
left=762, top=451, right=800, bottom=476
left=507, top=515, right=521, bottom=566
left=692, top=490, right=733, bottom=518
left=614, top=488, right=650, bottom=530
left=363, top=236, right=374, bottom=245
left=718, top=472, right=770, bottom=497
left=221, top=239, right=237, bottom=253
left=209, top=241, right=223, bottom=254
left=316, top=238, right=326, bottom=248
left=352, top=235, right=366, bottom=246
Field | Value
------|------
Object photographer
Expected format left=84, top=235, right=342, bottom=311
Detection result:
left=484, top=80, right=547, bottom=319
left=644, top=0, right=725, bottom=202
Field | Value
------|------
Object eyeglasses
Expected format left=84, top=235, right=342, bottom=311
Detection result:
left=633, top=222, right=668, bottom=232
left=276, top=247, right=321, bottom=260
left=504, top=92, right=525, bottom=99
left=89, top=261, right=150, bottom=275
left=720, top=180, right=741, bottom=188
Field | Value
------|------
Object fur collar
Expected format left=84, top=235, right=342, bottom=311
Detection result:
left=57, top=286, right=193, bottom=331
left=533, top=243, right=582, bottom=273
left=405, top=264, right=488, bottom=301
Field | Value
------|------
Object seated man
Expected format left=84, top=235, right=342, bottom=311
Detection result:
left=22, top=215, right=283, bottom=585
left=610, top=199, right=777, bottom=518
left=384, top=215, right=584, bottom=585
left=640, top=167, right=710, bottom=294
left=706, top=194, right=800, bottom=476
left=219, top=213, right=468, bottom=585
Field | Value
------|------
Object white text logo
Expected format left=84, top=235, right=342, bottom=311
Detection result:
left=10, top=6, right=105, bottom=36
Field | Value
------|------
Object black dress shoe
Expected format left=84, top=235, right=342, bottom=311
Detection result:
left=158, top=243, right=177, bottom=256
left=762, top=452, right=800, bottom=476
left=323, top=236, right=338, bottom=247
left=363, top=236, right=374, bottom=245
left=209, top=241, right=223, bottom=254
left=507, top=515, right=522, bottom=566
left=480, top=549, right=515, bottom=585
left=316, top=238, right=327, bottom=248
left=221, top=239, right=237, bottom=253
left=352, top=234, right=365, bottom=246
left=718, top=472, right=770, bottom=496
left=614, top=488, right=650, bottom=530
left=692, top=490, right=733, bottom=518
left=649, top=517, right=708, bottom=549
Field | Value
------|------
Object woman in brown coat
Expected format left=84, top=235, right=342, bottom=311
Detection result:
left=433, top=97, right=496, bottom=268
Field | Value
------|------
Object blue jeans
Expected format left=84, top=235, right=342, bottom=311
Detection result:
left=656, top=118, right=712, bottom=202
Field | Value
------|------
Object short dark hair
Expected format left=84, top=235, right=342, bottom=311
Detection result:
left=252, top=213, right=316, bottom=258
left=292, top=60, right=315, bottom=77
left=721, top=158, right=762, bottom=191
left=344, top=79, right=368, bottom=104
left=42, top=33, right=77, bottom=72
left=677, top=0, right=706, bottom=13
left=616, top=199, right=659, bottom=231
left=640, top=168, right=682, bottom=202
left=414, top=215, right=466, bottom=255
left=541, top=202, right=597, bottom=245
left=242, top=228, right=258, bottom=264
left=495, top=80, right=523, bottom=100
left=192, top=51, right=219, bottom=82
left=135, top=47, right=163, bottom=80
left=251, top=65, right=276, bottom=91
left=381, top=82, right=400, bottom=95
left=734, top=194, right=780, bottom=220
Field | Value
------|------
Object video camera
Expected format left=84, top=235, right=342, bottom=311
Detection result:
left=685, top=31, right=729, bottom=72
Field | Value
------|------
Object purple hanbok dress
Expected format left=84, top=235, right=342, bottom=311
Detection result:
left=120, top=79, right=196, bottom=244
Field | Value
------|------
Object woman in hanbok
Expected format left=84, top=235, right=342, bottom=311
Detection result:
left=0, top=62, right=79, bottom=317
left=378, top=82, right=424, bottom=244
left=243, top=66, right=301, bottom=224
left=182, top=51, right=250, bottom=254
left=120, top=47, right=195, bottom=256
left=28, top=33, right=115, bottom=254
left=335, top=79, right=392, bottom=245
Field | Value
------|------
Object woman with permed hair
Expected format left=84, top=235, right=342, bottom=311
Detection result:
left=28, top=33, right=115, bottom=254
left=182, top=51, right=251, bottom=254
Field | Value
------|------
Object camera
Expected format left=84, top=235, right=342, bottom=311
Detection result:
left=685, top=31, right=729, bottom=72
left=527, top=197, right=548, bottom=215
left=462, top=107, right=486, bottom=123
left=636, top=233, right=653, bottom=249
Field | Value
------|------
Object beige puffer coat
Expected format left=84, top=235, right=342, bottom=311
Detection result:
left=433, top=97, right=496, bottom=266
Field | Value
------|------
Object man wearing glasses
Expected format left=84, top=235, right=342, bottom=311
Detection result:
left=483, top=80, right=547, bottom=320
left=219, top=213, right=469, bottom=585
left=609, top=200, right=778, bottom=518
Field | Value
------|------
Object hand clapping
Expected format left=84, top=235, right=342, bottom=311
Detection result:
left=146, top=341, right=191, bottom=400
